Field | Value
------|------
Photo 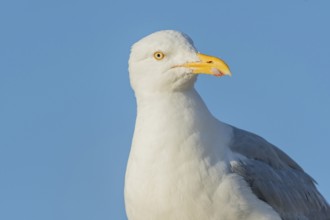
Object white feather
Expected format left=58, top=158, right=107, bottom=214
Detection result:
left=125, top=30, right=310, bottom=220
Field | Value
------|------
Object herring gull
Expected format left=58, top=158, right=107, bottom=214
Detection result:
left=124, top=30, right=330, bottom=220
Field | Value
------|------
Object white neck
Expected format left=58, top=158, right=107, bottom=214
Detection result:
left=125, top=88, right=238, bottom=220
left=130, top=88, right=232, bottom=167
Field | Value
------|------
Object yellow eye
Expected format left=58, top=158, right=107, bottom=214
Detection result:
left=153, top=51, right=165, bottom=60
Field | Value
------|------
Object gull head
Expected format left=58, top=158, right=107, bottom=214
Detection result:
left=129, top=30, right=231, bottom=95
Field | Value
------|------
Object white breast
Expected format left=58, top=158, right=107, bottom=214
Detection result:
left=124, top=90, right=281, bottom=220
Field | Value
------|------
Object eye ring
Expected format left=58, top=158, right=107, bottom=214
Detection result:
left=153, top=51, right=165, bottom=60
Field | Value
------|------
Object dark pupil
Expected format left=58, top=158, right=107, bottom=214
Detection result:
left=157, top=53, right=161, bottom=57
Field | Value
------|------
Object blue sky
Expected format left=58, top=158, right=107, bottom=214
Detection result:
left=0, top=0, right=329, bottom=219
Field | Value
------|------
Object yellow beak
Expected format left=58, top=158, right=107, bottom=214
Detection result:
left=180, top=53, right=231, bottom=77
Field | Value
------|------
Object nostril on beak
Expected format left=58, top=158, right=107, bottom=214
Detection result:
left=206, top=61, right=213, bottom=64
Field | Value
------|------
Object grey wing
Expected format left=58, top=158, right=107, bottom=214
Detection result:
left=229, top=127, right=330, bottom=220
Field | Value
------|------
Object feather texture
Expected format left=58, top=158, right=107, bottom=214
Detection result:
left=230, top=128, right=330, bottom=220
